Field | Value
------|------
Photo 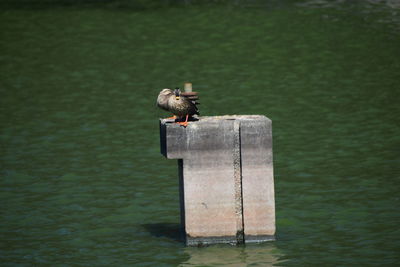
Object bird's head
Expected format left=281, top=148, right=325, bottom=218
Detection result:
left=174, top=88, right=181, bottom=100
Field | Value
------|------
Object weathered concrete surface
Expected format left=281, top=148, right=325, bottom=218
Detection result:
left=240, top=118, right=275, bottom=243
left=160, top=115, right=275, bottom=246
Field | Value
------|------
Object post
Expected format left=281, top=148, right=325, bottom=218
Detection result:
left=184, top=82, right=192, bottom=93
left=160, top=115, right=275, bottom=246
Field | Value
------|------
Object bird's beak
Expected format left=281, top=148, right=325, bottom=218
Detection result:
left=175, top=96, right=180, bottom=100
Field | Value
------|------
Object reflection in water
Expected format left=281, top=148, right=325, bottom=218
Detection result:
left=180, top=243, right=285, bottom=267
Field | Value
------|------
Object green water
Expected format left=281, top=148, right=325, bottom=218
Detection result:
left=1, top=0, right=399, bottom=266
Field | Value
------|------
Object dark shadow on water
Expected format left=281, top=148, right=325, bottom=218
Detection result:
left=142, top=223, right=184, bottom=242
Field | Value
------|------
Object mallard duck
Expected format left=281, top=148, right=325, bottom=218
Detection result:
left=157, top=88, right=199, bottom=127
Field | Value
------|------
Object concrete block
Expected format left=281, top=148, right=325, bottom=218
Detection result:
left=159, top=115, right=275, bottom=246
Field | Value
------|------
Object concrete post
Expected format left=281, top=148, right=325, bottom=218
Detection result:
left=159, top=115, right=275, bottom=246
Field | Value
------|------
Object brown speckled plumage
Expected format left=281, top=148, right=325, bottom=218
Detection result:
left=156, top=88, right=199, bottom=119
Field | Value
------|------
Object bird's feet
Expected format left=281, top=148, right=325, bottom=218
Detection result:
left=176, top=114, right=190, bottom=127
left=177, top=121, right=189, bottom=127
left=165, top=115, right=177, bottom=120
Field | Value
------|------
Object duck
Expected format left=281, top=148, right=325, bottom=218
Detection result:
left=157, top=88, right=199, bottom=127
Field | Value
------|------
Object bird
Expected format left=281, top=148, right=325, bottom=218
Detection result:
left=157, top=88, right=199, bottom=127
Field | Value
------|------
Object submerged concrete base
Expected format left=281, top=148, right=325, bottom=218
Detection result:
left=160, top=115, right=275, bottom=246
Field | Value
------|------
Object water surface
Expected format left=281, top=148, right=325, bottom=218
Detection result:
left=1, top=0, right=399, bottom=266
